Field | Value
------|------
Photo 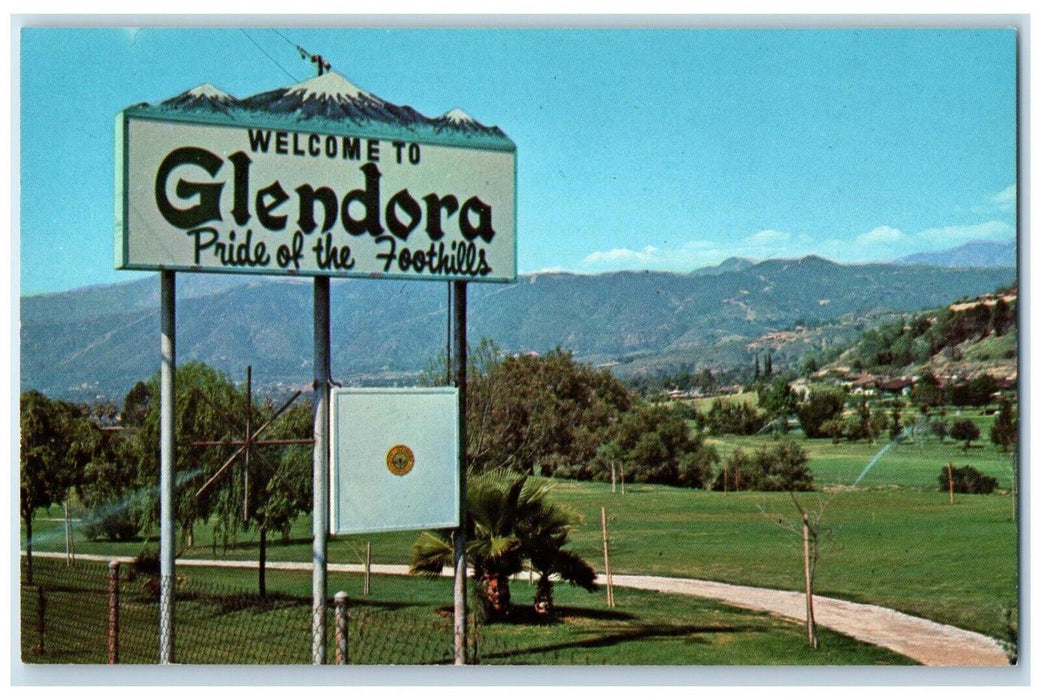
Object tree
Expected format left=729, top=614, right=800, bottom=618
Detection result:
left=930, top=418, right=950, bottom=443
left=795, top=388, right=846, bottom=439
left=711, top=448, right=753, bottom=492
left=463, top=347, right=633, bottom=477
left=888, top=401, right=905, bottom=441
left=78, top=427, right=143, bottom=541
left=758, top=379, right=797, bottom=430
left=609, top=403, right=718, bottom=487
left=991, top=298, right=1015, bottom=336
left=990, top=398, right=1017, bottom=453
left=910, top=372, right=944, bottom=410
left=950, top=419, right=981, bottom=451
left=131, top=362, right=245, bottom=551
left=773, top=493, right=830, bottom=648
left=754, top=440, right=814, bottom=492
left=122, top=380, right=152, bottom=427
left=719, top=440, right=814, bottom=492
left=705, top=399, right=767, bottom=436
left=410, top=472, right=596, bottom=619
left=516, top=479, right=597, bottom=617
left=20, top=391, right=96, bottom=582
left=132, top=362, right=313, bottom=595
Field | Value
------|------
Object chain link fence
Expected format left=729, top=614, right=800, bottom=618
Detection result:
left=20, top=556, right=586, bottom=665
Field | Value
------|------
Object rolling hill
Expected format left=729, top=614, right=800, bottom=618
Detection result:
left=20, top=257, right=1016, bottom=403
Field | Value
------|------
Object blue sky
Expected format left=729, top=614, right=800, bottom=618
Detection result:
left=17, top=25, right=1017, bottom=295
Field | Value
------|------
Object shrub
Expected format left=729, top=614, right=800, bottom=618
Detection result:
left=796, top=388, right=846, bottom=438
left=611, top=403, right=719, bottom=487
left=710, top=449, right=754, bottom=492
left=83, top=507, right=142, bottom=542
left=705, top=399, right=767, bottom=436
left=712, top=440, right=813, bottom=492
left=939, top=464, right=999, bottom=494
left=950, top=419, right=981, bottom=449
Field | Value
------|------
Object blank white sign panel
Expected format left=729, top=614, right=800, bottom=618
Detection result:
left=330, top=388, right=460, bottom=535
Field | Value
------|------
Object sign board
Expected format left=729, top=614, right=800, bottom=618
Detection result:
left=116, top=73, right=516, bottom=283
left=329, top=388, right=460, bottom=535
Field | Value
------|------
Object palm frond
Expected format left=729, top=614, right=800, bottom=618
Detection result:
left=409, top=529, right=454, bottom=576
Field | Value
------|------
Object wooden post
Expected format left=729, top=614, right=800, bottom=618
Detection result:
left=723, top=464, right=728, bottom=495
left=611, top=461, right=616, bottom=493
left=947, top=462, right=955, bottom=505
left=35, top=585, right=45, bottom=656
left=64, top=501, right=74, bottom=566
left=244, top=365, right=252, bottom=526
left=802, top=512, right=817, bottom=648
left=108, top=561, right=120, bottom=664
left=258, top=527, right=267, bottom=598
left=364, top=542, right=371, bottom=596
left=601, top=506, right=614, bottom=608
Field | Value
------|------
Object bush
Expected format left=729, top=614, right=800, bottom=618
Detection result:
left=705, top=399, right=767, bottom=436
left=610, top=403, right=719, bottom=487
left=796, top=388, right=846, bottom=438
left=83, top=507, right=142, bottom=542
left=711, top=440, right=813, bottom=492
left=950, top=419, right=981, bottom=449
left=930, top=418, right=950, bottom=442
left=710, top=449, right=754, bottom=492
left=939, top=464, right=999, bottom=494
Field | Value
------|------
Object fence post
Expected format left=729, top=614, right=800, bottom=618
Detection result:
left=108, top=561, right=120, bottom=664
left=364, top=542, right=371, bottom=596
left=34, top=585, right=46, bottom=656
left=601, top=506, right=615, bottom=608
left=334, top=591, right=349, bottom=665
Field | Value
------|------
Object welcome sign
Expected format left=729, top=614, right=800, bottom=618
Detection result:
left=116, top=73, right=516, bottom=283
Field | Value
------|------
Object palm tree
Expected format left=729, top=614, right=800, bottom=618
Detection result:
left=410, top=471, right=597, bottom=619
left=514, top=478, right=596, bottom=617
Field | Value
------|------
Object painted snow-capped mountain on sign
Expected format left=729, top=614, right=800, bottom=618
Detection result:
left=133, top=70, right=513, bottom=150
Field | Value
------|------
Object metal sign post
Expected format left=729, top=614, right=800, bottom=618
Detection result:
left=312, top=276, right=331, bottom=664
left=452, top=280, right=468, bottom=665
left=159, top=270, right=176, bottom=664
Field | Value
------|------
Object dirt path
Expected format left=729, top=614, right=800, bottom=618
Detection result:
left=40, top=553, right=1009, bottom=666
left=605, top=573, right=1010, bottom=667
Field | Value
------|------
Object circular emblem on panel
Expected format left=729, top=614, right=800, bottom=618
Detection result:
left=386, top=444, right=415, bottom=476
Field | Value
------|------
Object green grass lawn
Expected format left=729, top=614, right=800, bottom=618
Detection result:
left=21, top=558, right=913, bottom=665
left=23, top=413, right=1018, bottom=653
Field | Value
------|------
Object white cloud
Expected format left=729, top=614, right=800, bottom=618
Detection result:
left=855, top=225, right=905, bottom=246
left=748, top=229, right=790, bottom=244
left=990, top=185, right=1017, bottom=213
left=582, top=245, right=661, bottom=267
left=917, top=220, right=1014, bottom=246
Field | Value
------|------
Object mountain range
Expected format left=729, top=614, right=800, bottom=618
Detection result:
left=892, top=238, right=1016, bottom=267
left=20, top=245, right=1017, bottom=403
